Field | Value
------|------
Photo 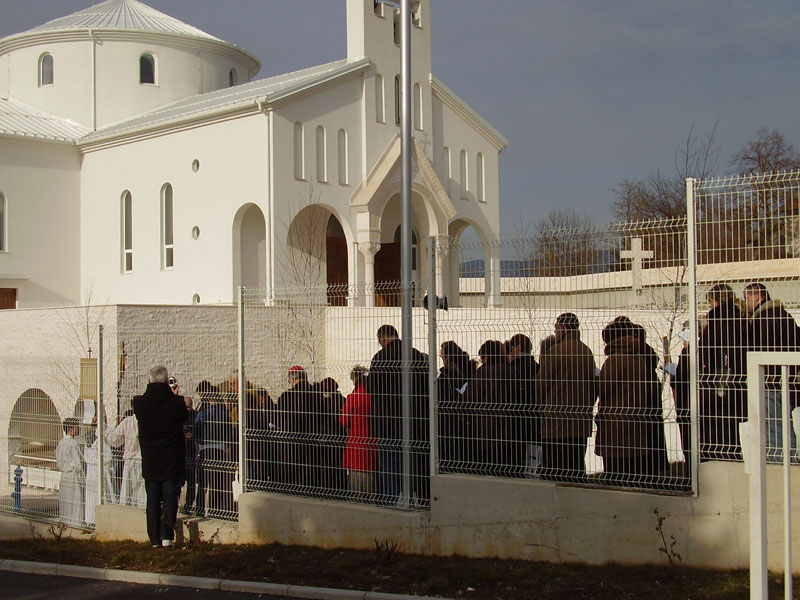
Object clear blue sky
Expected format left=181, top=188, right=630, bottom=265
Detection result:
left=1, top=0, right=798, bottom=233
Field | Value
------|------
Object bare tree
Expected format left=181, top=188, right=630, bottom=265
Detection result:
left=533, top=210, right=602, bottom=277
left=730, top=128, right=800, bottom=175
left=612, top=123, right=720, bottom=222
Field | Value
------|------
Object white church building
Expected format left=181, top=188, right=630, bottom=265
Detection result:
left=0, top=0, right=507, bottom=310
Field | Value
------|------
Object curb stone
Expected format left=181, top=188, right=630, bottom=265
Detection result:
left=0, top=559, right=450, bottom=600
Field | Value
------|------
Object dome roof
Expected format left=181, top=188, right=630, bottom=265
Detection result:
left=26, top=0, right=221, bottom=42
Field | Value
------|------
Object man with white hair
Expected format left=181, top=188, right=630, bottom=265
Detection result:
left=133, top=365, right=191, bottom=547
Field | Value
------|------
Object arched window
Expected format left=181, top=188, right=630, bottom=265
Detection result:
left=442, top=147, right=451, bottom=196
left=229, top=68, right=237, bottom=87
left=161, top=184, right=174, bottom=269
left=477, top=152, right=485, bottom=202
left=316, top=125, right=327, bottom=183
left=293, top=122, right=304, bottom=180
left=140, top=53, right=155, bottom=85
left=0, top=192, right=6, bottom=252
left=460, top=149, right=469, bottom=199
left=121, top=191, right=133, bottom=272
left=338, top=129, right=349, bottom=185
left=375, top=74, right=385, bottom=123
left=394, top=75, right=401, bottom=126
left=413, top=82, right=422, bottom=130
left=39, top=53, right=54, bottom=86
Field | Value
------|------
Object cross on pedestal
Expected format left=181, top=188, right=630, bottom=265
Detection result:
left=620, top=237, right=653, bottom=295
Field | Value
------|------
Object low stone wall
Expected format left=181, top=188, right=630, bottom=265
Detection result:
left=3, top=461, right=786, bottom=573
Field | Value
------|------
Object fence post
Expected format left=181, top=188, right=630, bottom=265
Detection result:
left=781, top=366, right=792, bottom=600
left=427, top=237, right=438, bottom=478
left=746, top=354, right=768, bottom=600
left=95, top=324, right=105, bottom=513
left=238, top=286, right=246, bottom=497
left=685, top=178, right=699, bottom=496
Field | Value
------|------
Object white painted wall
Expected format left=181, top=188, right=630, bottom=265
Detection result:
left=0, top=138, right=81, bottom=307
left=79, top=114, right=268, bottom=305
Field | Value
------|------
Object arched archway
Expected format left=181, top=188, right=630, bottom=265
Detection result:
left=284, top=205, right=351, bottom=306
left=8, top=388, right=61, bottom=470
left=326, top=215, right=349, bottom=306
left=233, top=204, right=267, bottom=297
left=447, top=219, right=500, bottom=307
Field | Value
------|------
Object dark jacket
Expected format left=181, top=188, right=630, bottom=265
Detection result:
left=535, top=330, right=597, bottom=440
left=463, top=355, right=515, bottom=458
left=510, top=354, right=540, bottom=444
left=596, top=335, right=654, bottom=458
left=748, top=298, right=800, bottom=393
left=366, top=338, right=429, bottom=443
left=133, top=382, right=188, bottom=481
left=698, top=300, right=748, bottom=387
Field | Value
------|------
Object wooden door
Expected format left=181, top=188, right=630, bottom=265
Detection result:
left=326, top=237, right=348, bottom=306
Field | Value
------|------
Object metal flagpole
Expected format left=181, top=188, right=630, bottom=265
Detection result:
left=400, top=0, right=413, bottom=507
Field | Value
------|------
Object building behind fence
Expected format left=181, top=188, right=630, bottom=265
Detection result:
left=1, top=172, right=799, bottom=539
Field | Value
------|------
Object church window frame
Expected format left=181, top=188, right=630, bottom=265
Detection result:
left=139, top=52, right=156, bottom=85
left=316, top=125, right=327, bottom=183
left=294, top=122, right=305, bottom=180
left=477, top=152, right=485, bottom=202
left=39, top=53, right=54, bottom=87
left=338, top=129, right=349, bottom=185
left=442, top=147, right=451, bottom=196
left=229, top=68, right=237, bottom=87
left=121, top=191, right=133, bottom=273
left=161, top=183, right=175, bottom=270
left=413, top=82, right=422, bottom=130
left=460, top=149, right=469, bottom=199
left=0, top=192, right=7, bottom=252
left=375, top=74, right=385, bottom=123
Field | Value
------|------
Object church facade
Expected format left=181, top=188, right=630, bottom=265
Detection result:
left=0, top=0, right=506, bottom=309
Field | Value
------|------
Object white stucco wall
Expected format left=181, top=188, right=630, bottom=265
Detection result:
left=79, top=114, right=268, bottom=305
left=0, top=137, right=81, bottom=308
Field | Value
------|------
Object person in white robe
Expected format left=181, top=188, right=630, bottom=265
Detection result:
left=83, top=431, right=116, bottom=525
left=104, top=413, right=145, bottom=508
left=56, top=418, right=84, bottom=528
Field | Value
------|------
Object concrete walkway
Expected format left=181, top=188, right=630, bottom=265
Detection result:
left=0, top=558, right=448, bottom=600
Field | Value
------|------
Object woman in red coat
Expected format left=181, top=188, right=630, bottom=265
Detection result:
left=340, top=366, right=378, bottom=500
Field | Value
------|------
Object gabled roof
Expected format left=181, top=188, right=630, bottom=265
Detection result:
left=81, top=57, right=370, bottom=144
left=0, top=98, right=91, bottom=143
left=430, top=75, right=509, bottom=152
left=24, top=0, right=220, bottom=42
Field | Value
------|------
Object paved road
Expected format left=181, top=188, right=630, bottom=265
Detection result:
left=1, top=571, right=285, bottom=599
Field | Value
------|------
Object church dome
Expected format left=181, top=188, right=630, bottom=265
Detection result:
left=23, top=0, right=221, bottom=42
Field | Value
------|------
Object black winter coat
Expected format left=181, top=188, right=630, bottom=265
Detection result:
left=134, top=382, right=188, bottom=481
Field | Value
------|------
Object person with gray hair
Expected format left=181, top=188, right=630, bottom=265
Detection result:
left=133, top=365, right=191, bottom=547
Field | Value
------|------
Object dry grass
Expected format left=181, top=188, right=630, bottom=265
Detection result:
left=2, top=537, right=798, bottom=599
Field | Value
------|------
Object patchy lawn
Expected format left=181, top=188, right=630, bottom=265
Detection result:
left=0, top=536, right=797, bottom=599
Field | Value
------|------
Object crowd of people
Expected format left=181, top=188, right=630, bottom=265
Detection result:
left=56, top=281, right=800, bottom=533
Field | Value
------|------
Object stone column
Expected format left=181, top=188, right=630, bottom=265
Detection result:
left=486, top=243, right=502, bottom=307
left=358, top=241, right=381, bottom=308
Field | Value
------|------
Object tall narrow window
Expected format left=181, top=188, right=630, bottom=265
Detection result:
left=228, top=68, right=237, bottom=87
left=0, top=193, right=6, bottom=252
left=122, top=191, right=133, bottom=272
left=293, top=122, right=304, bottom=180
left=161, top=184, right=174, bottom=269
left=316, top=125, right=327, bottom=183
left=39, top=53, right=53, bottom=86
left=375, top=74, right=385, bottom=123
left=140, top=53, right=155, bottom=85
left=413, top=83, right=422, bottom=130
left=338, top=129, right=349, bottom=185
left=394, top=75, right=401, bottom=126
left=460, top=149, right=469, bottom=199
left=442, top=147, right=451, bottom=196
left=476, top=152, right=485, bottom=202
